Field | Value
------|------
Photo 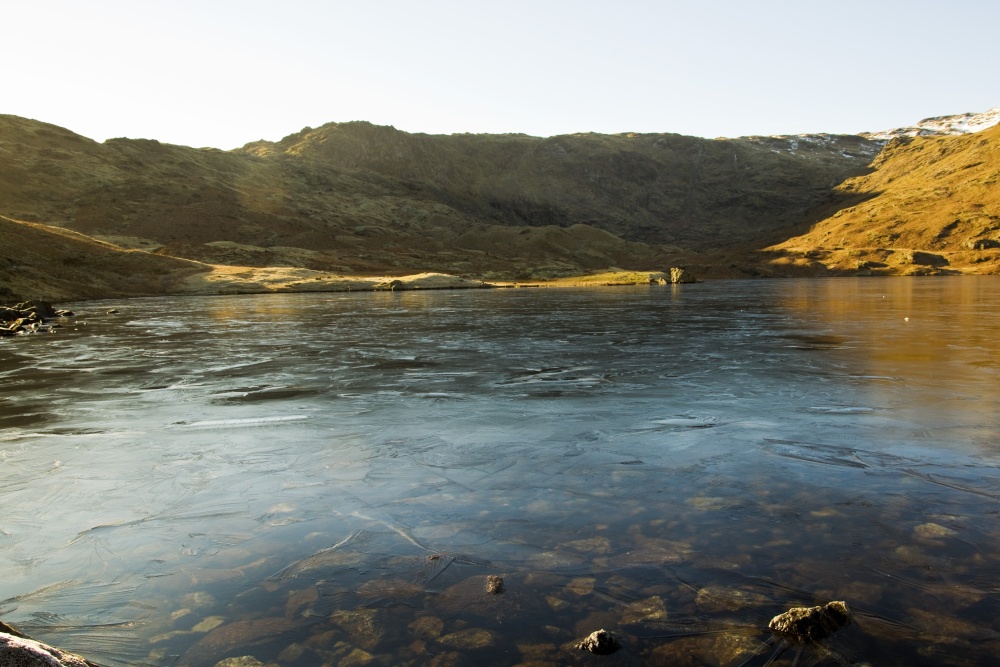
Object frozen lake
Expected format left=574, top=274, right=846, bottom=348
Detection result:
left=2, top=277, right=999, bottom=666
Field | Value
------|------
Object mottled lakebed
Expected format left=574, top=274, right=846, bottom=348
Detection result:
left=2, top=278, right=999, bottom=666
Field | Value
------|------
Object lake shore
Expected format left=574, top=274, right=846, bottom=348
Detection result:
left=171, top=267, right=692, bottom=297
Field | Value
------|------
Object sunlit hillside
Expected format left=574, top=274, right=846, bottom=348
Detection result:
left=767, top=123, right=1000, bottom=275
left=2, top=110, right=999, bottom=302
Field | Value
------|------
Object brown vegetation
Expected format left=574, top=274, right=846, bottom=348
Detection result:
left=765, top=124, right=1000, bottom=275
left=1, top=112, right=997, bottom=302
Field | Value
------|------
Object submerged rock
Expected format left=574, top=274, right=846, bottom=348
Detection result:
left=329, top=609, right=386, bottom=650
left=575, top=629, right=622, bottom=655
left=212, top=658, right=270, bottom=667
left=437, top=628, right=504, bottom=650
left=768, top=601, right=852, bottom=640
left=620, top=596, right=668, bottom=625
left=180, top=618, right=298, bottom=666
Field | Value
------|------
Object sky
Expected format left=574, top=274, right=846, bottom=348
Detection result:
left=5, top=0, right=999, bottom=149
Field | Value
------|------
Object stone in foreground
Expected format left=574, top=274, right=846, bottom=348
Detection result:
left=0, top=631, right=97, bottom=667
left=575, top=628, right=622, bottom=655
left=768, top=600, right=852, bottom=640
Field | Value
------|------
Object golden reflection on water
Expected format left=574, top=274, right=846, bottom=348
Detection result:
left=200, top=289, right=452, bottom=323
left=780, top=276, right=1000, bottom=448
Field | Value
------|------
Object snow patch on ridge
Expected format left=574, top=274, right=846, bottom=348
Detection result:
left=735, top=105, right=1000, bottom=158
left=737, top=133, right=884, bottom=159
left=863, top=106, right=1000, bottom=141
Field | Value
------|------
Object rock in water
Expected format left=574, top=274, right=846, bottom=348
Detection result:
left=669, top=267, right=698, bottom=284
left=0, top=631, right=97, bottom=667
left=575, top=629, right=622, bottom=655
left=768, top=601, right=852, bottom=640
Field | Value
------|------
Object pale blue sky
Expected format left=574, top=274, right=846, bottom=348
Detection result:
left=5, top=0, right=997, bottom=148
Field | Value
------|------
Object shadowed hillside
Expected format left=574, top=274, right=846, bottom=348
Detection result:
left=0, top=215, right=207, bottom=302
left=3, top=111, right=999, bottom=302
left=243, top=122, right=881, bottom=249
left=0, top=115, right=879, bottom=282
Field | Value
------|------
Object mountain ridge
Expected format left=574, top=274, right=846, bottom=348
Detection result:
left=1, top=106, right=998, bottom=302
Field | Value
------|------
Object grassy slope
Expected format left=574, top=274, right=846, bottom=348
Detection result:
left=0, top=115, right=877, bottom=282
left=3, top=113, right=999, bottom=302
left=766, top=124, right=1000, bottom=275
left=0, top=215, right=208, bottom=302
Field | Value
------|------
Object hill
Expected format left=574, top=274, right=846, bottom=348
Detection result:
left=2, top=110, right=999, bottom=302
left=0, top=115, right=881, bottom=291
left=766, top=123, right=1000, bottom=276
left=0, top=214, right=206, bottom=302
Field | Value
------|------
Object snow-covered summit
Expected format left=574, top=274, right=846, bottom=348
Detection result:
left=862, top=106, right=1000, bottom=140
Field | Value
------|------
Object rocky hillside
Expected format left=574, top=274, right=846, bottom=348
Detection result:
left=862, top=106, right=1000, bottom=141
left=767, top=123, right=1000, bottom=275
left=1, top=108, right=999, bottom=302
left=0, top=214, right=205, bottom=302
left=0, top=114, right=880, bottom=283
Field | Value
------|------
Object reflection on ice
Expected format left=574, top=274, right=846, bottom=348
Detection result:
left=1, top=278, right=1000, bottom=665
left=182, top=416, right=310, bottom=428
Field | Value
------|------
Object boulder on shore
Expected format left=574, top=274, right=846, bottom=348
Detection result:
left=0, top=624, right=99, bottom=667
left=669, top=267, right=699, bottom=284
left=0, top=300, right=74, bottom=336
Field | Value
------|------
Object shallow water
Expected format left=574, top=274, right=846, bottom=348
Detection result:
left=2, top=277, right=999, bottom=666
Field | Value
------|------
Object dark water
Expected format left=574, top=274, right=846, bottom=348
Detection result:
left=2, top=278, right=999, bottom=666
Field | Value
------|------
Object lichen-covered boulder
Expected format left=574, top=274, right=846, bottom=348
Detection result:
left=768, top=601, right=852, bottom=640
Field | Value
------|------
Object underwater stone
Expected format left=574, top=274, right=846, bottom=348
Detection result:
left=330, top=609, right=385, bottom=650
left=181, top=618, right=297, bottom=666
left=211, top=658, right=269, bottom=667
left=408, top=616, right=444, bottom=639
left=575, top=629, right=621, bottom=655
left=620, top=596, right=668, bottom=624
left=438, top=628, right=503, bottom=650
left=768, top=601, right=852, bottom=640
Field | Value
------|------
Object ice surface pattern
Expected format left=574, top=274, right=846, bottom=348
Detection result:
left=1, top=278, right=1000, bottom=666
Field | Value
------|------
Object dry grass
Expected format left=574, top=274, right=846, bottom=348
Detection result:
left=767, top=124, right=1000, bottom=275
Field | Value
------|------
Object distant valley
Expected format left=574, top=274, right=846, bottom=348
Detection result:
left=1, top=107, right=998, bottom=302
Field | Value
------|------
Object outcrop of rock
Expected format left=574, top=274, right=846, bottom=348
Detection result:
left=768, top=122, right=1000, bottom=276
left=768, top=601, right=853, bottom=640
left=0, top=301, right=74, bottom=336
left=0, top=113, right=878, bottom=288
left=669, top=267, right=698, bottom=283
left=3, top=107, right=998, bottom=296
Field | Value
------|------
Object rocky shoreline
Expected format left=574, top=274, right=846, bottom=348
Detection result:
left=1, top=599, right=852, bottom=666
left=0, top=621, right=100, bottom=667
left=0, top=270, right=698, bottom=339
left=0, top=300, right=75, bottom=336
